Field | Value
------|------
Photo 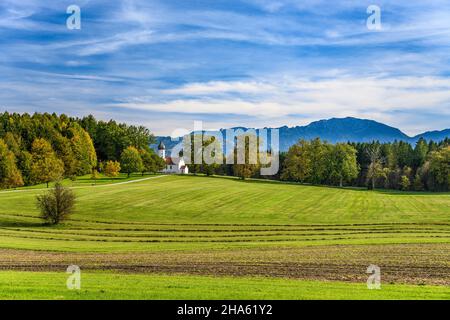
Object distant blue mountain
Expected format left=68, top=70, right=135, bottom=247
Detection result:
left=277, top=117, right=410, bottom=150
left=152, top=117, right=450, bottom=153
left=414, top=129, right=450, bottom=143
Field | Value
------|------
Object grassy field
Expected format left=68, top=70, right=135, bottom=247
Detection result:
left=0, top=174, right=449, bottom=299
left=1, top=271, right=448, bottom=300
left=7, top=172, right=161, bottom=190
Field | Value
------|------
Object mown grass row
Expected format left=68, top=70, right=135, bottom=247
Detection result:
left=1, top=228, right=449, bottom=240
left=1, top=209, right=449, bottom=239
left=0, top=227, right=450, bottom=238
left=0, top=218, right=448, bottom=252
left=1, top=175, right=449, bottom=226
left=0, top=175, right=449, bottom=252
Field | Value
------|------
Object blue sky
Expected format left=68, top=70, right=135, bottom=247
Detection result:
left=1, top=0, right=450, bottom=136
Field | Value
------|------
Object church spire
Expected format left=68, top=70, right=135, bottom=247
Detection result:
left=158, top=141, right=166, bottom=158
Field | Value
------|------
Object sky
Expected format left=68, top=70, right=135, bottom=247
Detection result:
left=1, top=0, right=450, bottom=136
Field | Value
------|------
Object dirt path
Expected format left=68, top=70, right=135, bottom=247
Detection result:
left=0, top=175, right=168, bottom=194
left=1, top=244, right=448, bottom=286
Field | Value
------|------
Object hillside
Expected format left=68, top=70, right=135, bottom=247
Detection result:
left=0, top=175, right=449, bottom=252
left=0, top=174, right=448, bottom=299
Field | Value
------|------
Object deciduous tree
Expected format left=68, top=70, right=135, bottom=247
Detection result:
left=120, top=146, right=144, bottom=177
left=0, top=138, right=24, bottom=189
left=30, top=138, right=64, bottom=188
left=328, top=143, right=359, bottom=187
left=104, top=160, right=121, bottom=177
left=281, top=140, right=312, bottom=183
left=428, top=146, right=450, bottom=191
left=366, top=145, right=385, bottom=190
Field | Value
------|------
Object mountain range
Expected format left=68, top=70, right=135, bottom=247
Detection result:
left=153, top=117, right=450, bottom=153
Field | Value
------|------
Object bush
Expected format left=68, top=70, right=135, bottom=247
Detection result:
left=36, top=182, right=76, bottom=225
left=400, top=175, right=410, bottom=191
left=104, top=160, right=121, bottom=177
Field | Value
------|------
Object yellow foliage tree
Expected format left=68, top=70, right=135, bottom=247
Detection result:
left=30, top=138, right=64, bottom=188
left=104, top=160, right=121, bottom=177
left=0, top=138, right=24, bottom=189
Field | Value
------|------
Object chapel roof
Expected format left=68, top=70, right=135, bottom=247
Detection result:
left=165, top=157, right=175, bottom=165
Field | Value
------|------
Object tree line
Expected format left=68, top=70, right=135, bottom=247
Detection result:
left=181, top=133, right=450, bottom=192
left=0, top=112, right=165, bottom=189
left=2, top=112, right=448, bottom=192
left=280, top=138, right=449, bottom=192
left=350, top=139, right=450, bottom=191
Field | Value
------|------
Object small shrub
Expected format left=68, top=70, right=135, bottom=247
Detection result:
left=400, top=175, right=410, bottom=191
left=36, top=182, right=76, bottom=225
left=104, top=160, right=121, bottom=178
left=91, top=169, right=100, bottom=185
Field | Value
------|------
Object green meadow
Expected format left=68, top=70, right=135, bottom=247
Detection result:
left=0, top=272, right=448, bottom=300
left=0, top=174, right=449, bottom=299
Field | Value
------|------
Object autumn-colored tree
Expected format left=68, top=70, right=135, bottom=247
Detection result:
left=3, top=132, right=21, bottom=157
left=70, top=125, right=97, bottom=175
left=91, top=169, right=100, bottom=184
left=30, top=138, right=64, bottom=188
left=0, top=139, right=24, bottom=189
left=54, top=136, right=77, bottom=179
left=5, top=169, right=24, bottom=189
left=104, top=160, right=121, bottom=177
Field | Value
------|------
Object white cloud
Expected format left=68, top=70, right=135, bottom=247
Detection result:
left=117, top=76, right=450, bottom=135
left=164, top=81, right=276, bottom=95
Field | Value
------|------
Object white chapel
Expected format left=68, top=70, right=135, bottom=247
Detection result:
left=158, top=141, right=189, bottom=174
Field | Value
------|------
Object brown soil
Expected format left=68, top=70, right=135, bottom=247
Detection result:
left=0, top=243, right=449, bottom=285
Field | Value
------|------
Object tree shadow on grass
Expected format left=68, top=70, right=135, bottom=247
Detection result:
left=0, top=220, right=45, bottom=228
left=369, top=189, right=450, bottom=196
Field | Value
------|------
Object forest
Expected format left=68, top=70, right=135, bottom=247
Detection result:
left=280, top=138, right=450, bottom=192
left=0, top=112, right=165, bottom=188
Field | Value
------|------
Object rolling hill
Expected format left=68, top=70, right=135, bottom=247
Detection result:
left=0, top=174, right=448, bottom=299
left=0, top=174, right=449, bottom=299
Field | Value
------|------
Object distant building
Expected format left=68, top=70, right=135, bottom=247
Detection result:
left=158, top=141, right=189, bottom=174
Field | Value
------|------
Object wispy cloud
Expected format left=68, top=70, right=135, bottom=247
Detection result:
left=116, top=75, right=450, bottom=135
left=0, top=0, right=449, bottom=136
